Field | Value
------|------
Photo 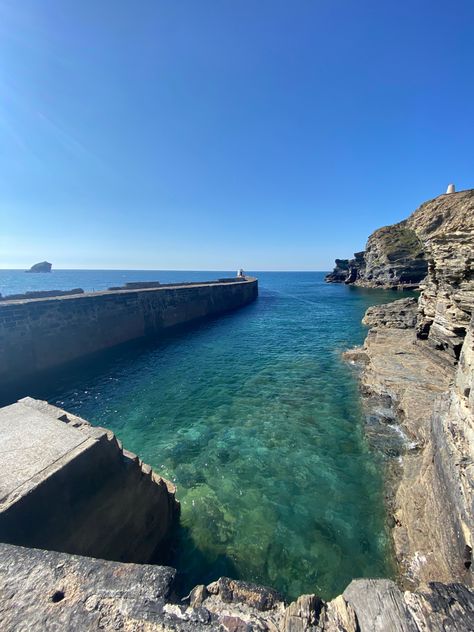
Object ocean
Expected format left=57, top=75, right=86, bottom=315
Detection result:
left=0, top=269, right=403, bottom=600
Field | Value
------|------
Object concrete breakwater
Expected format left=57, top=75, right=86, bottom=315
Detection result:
left=0, top=276, right=257, bottom=390
left=0, top=397, right=179, bottom=563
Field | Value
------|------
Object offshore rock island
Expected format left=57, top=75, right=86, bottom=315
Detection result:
left=26, top=261, right=52, bottom=273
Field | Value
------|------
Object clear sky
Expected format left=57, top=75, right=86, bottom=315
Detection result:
left=1, top=1, right=473, bottom=270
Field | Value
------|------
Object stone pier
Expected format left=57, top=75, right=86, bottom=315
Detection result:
left=0, top=397, right=179, bottom=563
left=0, top=276, right=258, bottom=392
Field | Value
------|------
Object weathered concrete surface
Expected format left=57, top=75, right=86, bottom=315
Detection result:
left=0, top=276, right=258, bottom=390
left=1, top=543, right=473, bottom=631
left=0, top=400, right=92, bottom=501
left=0, top=398, right=179, bottom=564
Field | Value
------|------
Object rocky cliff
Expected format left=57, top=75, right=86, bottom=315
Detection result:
left=410, top=190, right=474, bottom=361
left=328, top=189, right=474, bottom=292
left=325, top=197, right=463, bottom=288
left=344, top=189, right=474, bottom=593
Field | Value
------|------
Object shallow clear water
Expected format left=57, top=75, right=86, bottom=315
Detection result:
left=1, top=270, right=403, bottom=600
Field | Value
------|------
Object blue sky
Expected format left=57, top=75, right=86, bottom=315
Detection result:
left=1, top=1, right=473, bottom=270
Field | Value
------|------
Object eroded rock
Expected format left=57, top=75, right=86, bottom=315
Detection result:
left=2, top=542, right=474, bottom=631
left=362, top=298, right=418, bottom=329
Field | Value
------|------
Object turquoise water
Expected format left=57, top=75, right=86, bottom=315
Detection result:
left=1, top=270, right=401, bottom=600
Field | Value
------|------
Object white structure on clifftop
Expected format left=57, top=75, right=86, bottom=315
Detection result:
left=446, top=183, right=455, bottom=194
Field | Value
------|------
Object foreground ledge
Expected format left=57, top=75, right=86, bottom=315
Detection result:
left=0, top=542, right=473, bottom=631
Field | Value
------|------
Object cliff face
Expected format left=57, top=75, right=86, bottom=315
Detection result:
left=410, top=190, right=474, bottom=360
left=358, top=222, right=427, bottom=287
left=344, top=190, right=474, bottom=591
left=326, top=208, right=443, bottom=289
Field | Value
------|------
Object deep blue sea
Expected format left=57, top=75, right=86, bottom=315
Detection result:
left=0, top=269, right=403, bottom=599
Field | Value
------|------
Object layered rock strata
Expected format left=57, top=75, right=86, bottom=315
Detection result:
left=326, top=222, right=427, bottom=288
left=328, top=189, right=474, bottom=291
left=343, top=190, right=474, bottom=592
left=411, top=191, right=474, bottom=361
left=1, top=542, right=473, bottom=631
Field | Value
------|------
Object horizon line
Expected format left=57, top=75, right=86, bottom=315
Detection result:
left=0, top=267, right=331, bottom=273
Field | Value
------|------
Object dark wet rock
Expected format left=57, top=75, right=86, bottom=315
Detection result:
left=26, top=261, right=52, bottom=272
left=325, top=259, right=350, bottom=283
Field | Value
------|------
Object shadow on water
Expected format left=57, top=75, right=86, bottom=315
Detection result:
left=159, top=524, right=240, bottom=597
left=0, top=303, right=259, bottom=407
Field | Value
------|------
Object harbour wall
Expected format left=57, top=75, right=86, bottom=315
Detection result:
left=0, top=276, right=258, bottom=388
left=0, top=397, right=179, bottom=563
